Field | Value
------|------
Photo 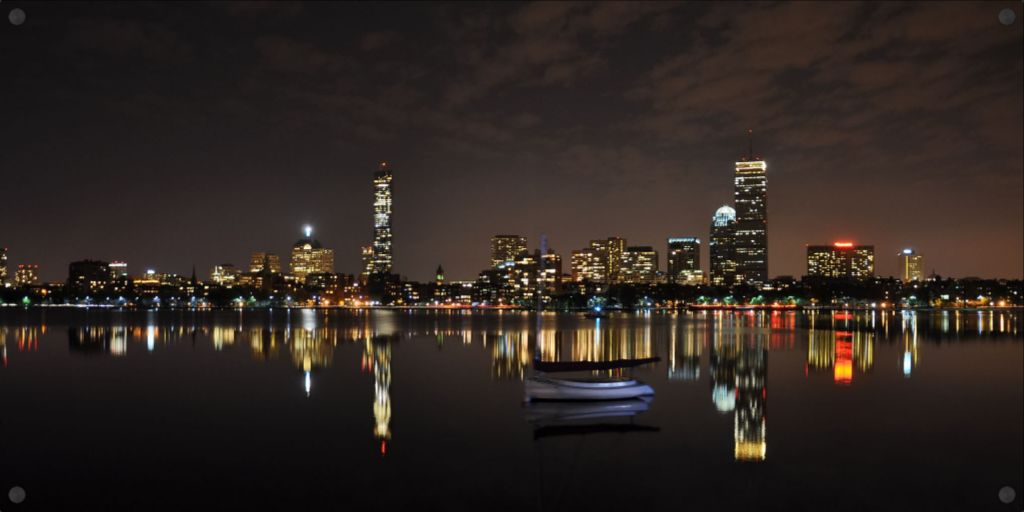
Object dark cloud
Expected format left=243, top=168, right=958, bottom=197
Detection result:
left=0, top=1, right=1019, bottom=282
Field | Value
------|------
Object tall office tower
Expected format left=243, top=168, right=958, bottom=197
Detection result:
left=620, top=246, right=659, bottom=284
left=0, top=247, right=7, bottom=284
left=599, top=237, right=626, bottom=282
left=734, top=344, right=767, bottom=461
left=734, top=134, right=768, bottom=285
left=290, top=226, right=335, bottom=280
left=898, top=248, right=924, bottom=282
left=667, top=237, right=701, bottom=284
left=571, top=247, right=605, bottom=283
left=490, top=235, right=527, bottom=268
left=249, top=252, right=281, bottom=274
left=806, top=242, right=875, bottom=279
left=370, top=161, right=393, bottom=275
left=709, top=205, right=739, bottom=286
left=14, top=264, right=39, bottom=286
left=360, top=245, right=375, bottom=283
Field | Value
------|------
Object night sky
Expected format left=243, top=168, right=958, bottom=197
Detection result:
left=1, top=1, right=1021, bottom=282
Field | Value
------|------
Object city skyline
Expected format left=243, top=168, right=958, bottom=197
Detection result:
left=1, top=2, right=1022, bottom=282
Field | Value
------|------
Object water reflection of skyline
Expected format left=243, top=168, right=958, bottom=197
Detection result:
left=0, top=309, right=1020, bottom=461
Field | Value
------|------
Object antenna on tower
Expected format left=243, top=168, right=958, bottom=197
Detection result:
left=747, top=128, right=753, bottom=160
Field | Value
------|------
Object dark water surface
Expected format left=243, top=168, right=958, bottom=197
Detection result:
left=1, top=308, right=1021, bottom=511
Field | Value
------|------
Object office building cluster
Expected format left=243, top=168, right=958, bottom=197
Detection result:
left=4, top=141, right=995, bottom=310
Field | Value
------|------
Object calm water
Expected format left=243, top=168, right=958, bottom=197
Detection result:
left=0, top=308, right=1021, bottom=511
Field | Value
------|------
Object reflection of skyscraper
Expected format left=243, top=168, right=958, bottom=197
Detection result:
left=734, top=343, right=766, bottom=461
left=898, top=248, right=924, bottom=282
left=668, top=321, right=701, bottom=380
left=734, top=143, right=768, bottom=286
left=709, top=327, right=738, bottom=413
left=806, top=325, right=874, bottom=385
left=709, top=206, right=738, bottom=286
left=363, top=337, right=393, bottom=455
left=371, top=162, right=394, bottom=276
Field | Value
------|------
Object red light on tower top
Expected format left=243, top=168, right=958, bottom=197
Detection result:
left=834, top=241, right=854, bottom=248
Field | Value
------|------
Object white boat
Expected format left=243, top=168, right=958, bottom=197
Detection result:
left=524, top=397, right=652, bottom=422
left=525, top=375, right=655, bottom=402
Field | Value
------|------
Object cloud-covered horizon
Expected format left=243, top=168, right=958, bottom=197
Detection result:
left=1, top=1, right=1021, bottom=281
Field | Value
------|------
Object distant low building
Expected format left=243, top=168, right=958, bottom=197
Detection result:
left=15, top=264, right=39, bottom=286
left=67, top=260, right=111, bottom=297
left=249, top=252, right=281, bottom=273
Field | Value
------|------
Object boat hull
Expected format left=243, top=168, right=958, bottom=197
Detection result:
left=525, top=377, right=655, bottom=401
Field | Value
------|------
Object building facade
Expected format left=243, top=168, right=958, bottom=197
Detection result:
left=15, top=264, right=39, bottom=286
left=210, top=264, right=239, bottom=285
left=620, top=246, right=659, bottom=284
left=806, top=242, right=875, bottom=279
left=667, top=237, right=701, bottom=284
left=290, top=227, right=334, bottom=281
left=571, top=246, right=605, bottom=283
left=709, top=205, right=739, bottom=287
left=249, top=252, right=281, bottom=273
left=734, top=157, right=768, bottom=285
left=898, top=248, right=924, bottom=282
left=370, top=161, right=394, bottom=275
left=0, top=247, right=7, bottom=284
left=490, top=235, right=527, bottom=268
left=67, top=260, right=111, bottom=297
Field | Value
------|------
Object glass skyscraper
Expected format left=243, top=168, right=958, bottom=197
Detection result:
left=371, top=161, right=393, bottom=276
left=734, top=156, right=768, bottom=285
left=667, top=237, right=701, bottom=284
left=709, top=205, right=738, bottom=287
left=898, top=248, right=924, bottom=282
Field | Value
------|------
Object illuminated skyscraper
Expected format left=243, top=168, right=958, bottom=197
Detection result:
left=0, top=247, right=8, bottom=284
left=898, top=248, right=924, bottom=282
left=249, top=252, right=281, bottom=273
left=370, top=161, right=393, bottom=276
left=709, top=205, right=739, bottom=286
left=806, top=242, right=874, bottom=279
left=734, top=135, right=768, bottom=285
left=14, top=264, right=39, bottom=286
left=571, top=247, right=605, bottom=283
left=601, top=237, right=626, bottom=282
left=490, top=235, right=527, bottom=268
left=620, top=246, right=658, bottom=284
left=667, top=237, right=701, bottom=284
left=290, top=226, right=335, bottom=281
left=569, top=237, right=627, bottom=283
